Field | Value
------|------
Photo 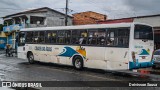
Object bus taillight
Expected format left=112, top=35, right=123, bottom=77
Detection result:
left=151, top=50, right=155, bottom=61
left=132, top=52, right=136, bottom=63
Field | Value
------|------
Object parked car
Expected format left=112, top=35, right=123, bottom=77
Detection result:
left=152, top=49, right=160, bottom=69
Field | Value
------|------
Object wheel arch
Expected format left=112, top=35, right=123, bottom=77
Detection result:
left=27, top=51, right=33, bottom=58
left=72, top=54, right=84, bottom=66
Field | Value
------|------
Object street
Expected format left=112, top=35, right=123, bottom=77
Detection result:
left=0, top=52, right=160, bottom=90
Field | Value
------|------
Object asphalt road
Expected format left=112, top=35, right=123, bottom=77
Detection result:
left=0, top=53, right=160, bottom=90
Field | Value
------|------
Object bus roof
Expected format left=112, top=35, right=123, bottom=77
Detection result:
left=20, top=22, right=151, bottom=32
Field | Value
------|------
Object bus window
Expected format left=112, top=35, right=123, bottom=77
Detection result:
left=97, top=29, right=106, bottom=45
left=88, top=30, right=98, bottom=45
left=134, top=25, right=153, bottom=40
left=38, top=31, right=45, bottom=43
left=65, top=30, right=71, bottom=44
left=88, top=29, right=106, bottom=46
left=118, top=28, right=130, bottom=47
left=18, top=32, right=26, bottom=46
left=33, top=32, right=39, bottom=43
left=72, top=30, right=87, bottom=45
left=106, top=29, right=116, bottom=46
left=57, top=31, right=66, bottom=44
left=31, top=31, right=45, bottom=43
left=46, top=31, right=57, bottom=44
left=26, top=31, right=34, bottom=43
left=106, top=28, right=130, bottom=48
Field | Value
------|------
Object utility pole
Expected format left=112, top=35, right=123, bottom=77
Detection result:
left=65, top=0, right=68, bottom=26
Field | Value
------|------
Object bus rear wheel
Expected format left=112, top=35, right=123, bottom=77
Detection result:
left=28, top=52, right=34, bottom=64
left=73, top=56, right=83, bottom=70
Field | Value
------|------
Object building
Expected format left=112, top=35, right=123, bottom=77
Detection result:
left=98, top=18, right=133, bottom=24
left=97, top=14, right=160, bottom=49
left=1, top=7, right=73, bottom=49
left=0, top=31, right=6, bottom=49
left=73, top=11, right=107, bottom=25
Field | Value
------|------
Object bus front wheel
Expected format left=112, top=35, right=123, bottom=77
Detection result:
left=73, top=56, right=83, bottom=70
left=28, top=52, right=34, bottom=64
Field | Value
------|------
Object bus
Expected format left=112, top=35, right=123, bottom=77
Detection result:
left=17, top=22, right=154, bottom=70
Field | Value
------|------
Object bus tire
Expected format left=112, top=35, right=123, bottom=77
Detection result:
left=28, top=52, right=34, bottom=64
left=73, top=56, right=83, bottom=70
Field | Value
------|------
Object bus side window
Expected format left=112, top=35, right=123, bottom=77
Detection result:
left=97, top=29, right=106, bottom=45
left=71, top=30, right=87, bottom=45
left=46, top=31, right=57, bottom=44
left=88, top=30, right=98, bottom=45
left=79, top=30, right=87, bottom=45
left=71, top=30, right=79, bottom=44
left=46, top=31, right=51, bottom=43
left=65, top=30, right=71, bottom=44
left=106, top=28, right=130, bottom=48
left=38, top=31, right=45, bottom=43
left=106, top=29, right=115, bottom=46
left=118, top=28, right=130, bottom=47
left=51, top=32, right=57, bottom=43
left=33, top=31, right=39, bottom=43
left=26, top=31, right=33, bottom=43
left=57, top=31, right=65, bottom=44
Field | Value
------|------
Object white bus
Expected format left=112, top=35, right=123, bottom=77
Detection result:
left=17, top=22, right=154, bottom=70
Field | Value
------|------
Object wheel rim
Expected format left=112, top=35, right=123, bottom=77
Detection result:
left=29, top=54, right=33, bottom=61
left=75, top=59, right=81, bottom=68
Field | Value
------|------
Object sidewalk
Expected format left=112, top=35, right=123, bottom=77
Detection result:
left=0, top=49, right=5, bottom=54
left=0, top=49, right=17, bottom=57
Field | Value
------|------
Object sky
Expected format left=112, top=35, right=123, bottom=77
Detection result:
left=0, top=0, right=160, bottom=24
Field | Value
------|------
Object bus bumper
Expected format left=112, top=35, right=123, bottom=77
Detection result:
left=129, top=60, right=154, bottom=70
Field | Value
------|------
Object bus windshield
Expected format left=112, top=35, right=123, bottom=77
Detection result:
left=134, top=24, right=153, bottom=40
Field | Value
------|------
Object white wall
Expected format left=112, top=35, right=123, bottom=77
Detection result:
left=134, top=16, right=160, bottom=27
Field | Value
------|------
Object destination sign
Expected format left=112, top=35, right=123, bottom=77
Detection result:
left=35, top=46, right=52, bottom=51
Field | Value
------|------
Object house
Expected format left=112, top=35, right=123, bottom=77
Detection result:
left=73, top=11, right=107, bottom=25
left=1, top=7, right=73, bottom=49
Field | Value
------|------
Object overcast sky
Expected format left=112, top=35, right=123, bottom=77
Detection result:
left=0, top=0, right=160, bottom=23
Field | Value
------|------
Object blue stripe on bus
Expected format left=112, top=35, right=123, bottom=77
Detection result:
left=129, top=60, right=154, bottom=70
left=58, top=47, right=78, bottom=57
